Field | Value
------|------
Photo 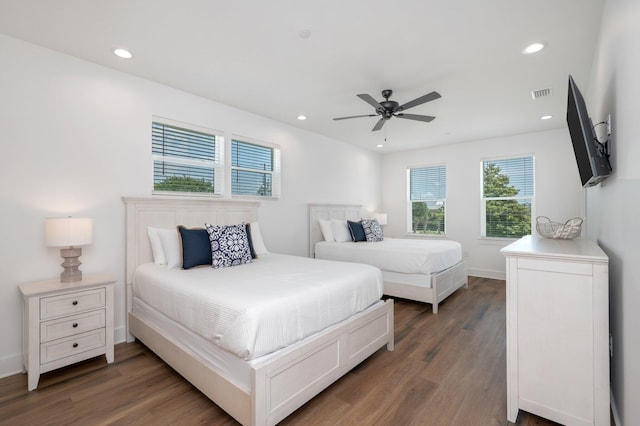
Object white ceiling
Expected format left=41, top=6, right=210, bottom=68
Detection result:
left=0, top=0, right=605, bottom=152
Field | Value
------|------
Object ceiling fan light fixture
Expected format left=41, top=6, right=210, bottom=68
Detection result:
left=334, top=89, right=441, bottom=131
left=522, top=42, right=545, bottom=55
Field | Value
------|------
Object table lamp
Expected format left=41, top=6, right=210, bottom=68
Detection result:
left=373, top=213, right=387, bottom=226
left=45, top=217, right=93, bottom=283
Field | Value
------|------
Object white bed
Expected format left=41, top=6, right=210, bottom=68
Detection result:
left=124, top=197, right=394, bottom=426
left=309, top=203, right=468, bottom=313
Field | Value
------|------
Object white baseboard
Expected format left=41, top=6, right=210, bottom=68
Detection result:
left=611, top=388, right=622, bottom=426
left=468, top=268, right=506, bottom=280
left=0, top=353, right=24, bottom=380
left=115, top=325, right=127, bottom=345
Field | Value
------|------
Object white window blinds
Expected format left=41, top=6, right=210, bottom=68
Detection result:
left=481, top=156, right=535, bottom=238
left=152, top=119, right=224, bottom=195
left=231, top=138, right=281, bottom=198
left=408, top=165, right=446, bottom=234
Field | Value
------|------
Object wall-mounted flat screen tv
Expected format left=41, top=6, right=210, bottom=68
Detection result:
left=566, top=75, right=611, bottom=187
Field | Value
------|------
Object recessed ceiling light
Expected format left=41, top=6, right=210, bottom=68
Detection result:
left=541, top=115, right=553, bottom=120
left=297, top=115, right=307, bottom=120
left=114, top=48, right=132, bottom=59
left=522, top=43, right=545, bottom=55
left=376, top=144, right=384, bottom=148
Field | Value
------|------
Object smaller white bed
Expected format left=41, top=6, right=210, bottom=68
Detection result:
left=310, top=204, right=468, bottom=313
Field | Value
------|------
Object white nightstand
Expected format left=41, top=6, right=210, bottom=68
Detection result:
left=18, top=273, right=116, bottom=391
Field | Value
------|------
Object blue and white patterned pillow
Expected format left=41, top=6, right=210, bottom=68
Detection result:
left=204, top=223, right=253, bottom=269
left=360, top=218, right=384, bottom=242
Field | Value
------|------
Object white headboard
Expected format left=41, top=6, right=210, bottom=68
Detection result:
left=122, top=197, right=259, bottom=326
left=308, top=204, right=362, bottom=258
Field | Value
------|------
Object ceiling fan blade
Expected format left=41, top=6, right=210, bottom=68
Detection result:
left=357, top=94, right=384, bottom=110
left=396, top=113, right=435, bottom=122
left=333, top=114, right=378, bottom=121
left=397, top=91, right=441, bottom=111
left=372, top=118, right=386, bottom=131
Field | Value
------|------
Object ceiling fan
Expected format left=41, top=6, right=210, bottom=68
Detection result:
left=333, top=89, right=441, bottom=131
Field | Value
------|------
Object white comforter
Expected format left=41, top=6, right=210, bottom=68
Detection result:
left=315, top=238, right=462, bottom=275
left=133, top=254, right=382, bottom=360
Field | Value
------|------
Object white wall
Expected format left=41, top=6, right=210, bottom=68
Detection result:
left=381, top=129, right=583, bottom=278
left=0, top=34, right=381, bottom=378
left=585, top=0, right=640, bottom=423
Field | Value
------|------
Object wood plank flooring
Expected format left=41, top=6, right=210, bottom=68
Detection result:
left=0, top=277, right=562, bottom=425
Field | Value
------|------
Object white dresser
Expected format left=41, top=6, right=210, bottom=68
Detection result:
left=501, top=235, right=609, bottom=426
left=19, top=273, right=115, bottom=391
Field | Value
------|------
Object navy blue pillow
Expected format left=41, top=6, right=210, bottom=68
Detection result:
left=245, top=223, right=257, bottom=259
left=178, top=226, right=212, bottom=269
left=347, top=220, right=367, bottom=242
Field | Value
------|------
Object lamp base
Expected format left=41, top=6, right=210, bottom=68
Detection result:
left=60, top=247, right=83, bottom=283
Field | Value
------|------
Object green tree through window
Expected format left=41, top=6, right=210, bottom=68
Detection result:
left=482, top=157, right=534, bottom=238
left=152, top=119, right=224, bottom=195
left=154, top=176, right=214, bottom=193
left=409, top=165, right=446, bottom=234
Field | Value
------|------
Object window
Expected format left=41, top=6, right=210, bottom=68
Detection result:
left=152, top=118, right=224, bottom=195
left=231, top=137, right=281, bottom=198
left=408, top=165, right=446, bottom=234
left=481, top=156, right=535, bottom=238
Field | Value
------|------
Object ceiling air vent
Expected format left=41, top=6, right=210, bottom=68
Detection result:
left=531, top=88, right=552, bottom=99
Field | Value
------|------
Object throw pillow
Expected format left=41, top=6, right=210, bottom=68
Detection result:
left=331, top=219, right=352, bottom=243
left=347, top=220, right=366, bottom=242
left=245, top=223, right=257, bottom=259
left=361, top=218, right=384, bottom=242
left=205, top=223, right=253, bottom=269
left=158, top=227, right=182, bottom=268
left=178, top=226, right=212, bottom=269
left=318, top=219, right=335, bottom=242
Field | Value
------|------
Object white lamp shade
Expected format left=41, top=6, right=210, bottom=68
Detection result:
left=45, top=217, right=93, bottom=247
left=374, top=213, right=388, bottom=225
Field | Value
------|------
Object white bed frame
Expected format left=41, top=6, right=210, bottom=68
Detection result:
left=123, top=197, right=394, bottom=426
left=309, top=203, right=468, bottom=314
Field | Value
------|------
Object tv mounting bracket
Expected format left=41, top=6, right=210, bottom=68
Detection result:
left=592, top=113, right=611, bottom=159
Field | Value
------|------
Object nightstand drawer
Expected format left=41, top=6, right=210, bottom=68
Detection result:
left=40, top=309, right=106, bottom=343
left=40, top=288, right=106, bottom=319
left=40, top=329, right=106, bottom=364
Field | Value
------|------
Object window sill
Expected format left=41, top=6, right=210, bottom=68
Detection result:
left=403, top=233, right=448, bottom=239
left=231, top=194, right=280, bottom=201
left=478, top=236, right=524, bottom=246
left=152, top=191, right=223, bottom=198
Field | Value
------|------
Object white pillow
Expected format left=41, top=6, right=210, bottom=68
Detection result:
left=318, top=219, right=334, bottom=242
left=249, top=222, right=269, bottom=255
left=331, top=219, right=352, bottom=243
left=147, top=227, right=166, bottom=265
left=158, top=227, right=181, bottom=269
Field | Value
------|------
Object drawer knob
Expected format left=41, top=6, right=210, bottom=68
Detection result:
left=73, top=343, right=79, bottom=348
left=72, top=300, right=78, bottom=306
left=72, top=323, right=78, bottom=328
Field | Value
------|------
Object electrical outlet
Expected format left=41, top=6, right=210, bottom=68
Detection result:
left=610, top=334, right=613, bottom=358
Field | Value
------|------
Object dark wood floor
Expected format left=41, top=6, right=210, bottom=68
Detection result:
left=0, top=277, right=562, bottom=425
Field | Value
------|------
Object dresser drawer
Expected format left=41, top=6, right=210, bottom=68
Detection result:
left=40, top=288, right=106, bottom=320
left=40, top=309, right=106, bottom=343
left=40, top=329, right=106, bottom=364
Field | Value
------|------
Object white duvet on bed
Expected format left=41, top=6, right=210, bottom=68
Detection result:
left=133, top=253, right=382, bottom=360
left=315, top=237, right=462, bottom=275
